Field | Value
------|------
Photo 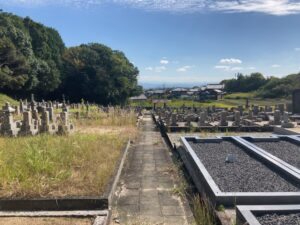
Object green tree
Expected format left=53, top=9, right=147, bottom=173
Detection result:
left=61, top=43, right=140, bottom=105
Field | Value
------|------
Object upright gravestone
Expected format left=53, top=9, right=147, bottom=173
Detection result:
left=274, top=110, right=281, bottom=125
left=234, top=111, right=241, bottom=126
left=245, top=98, right=249, bottom=108
left=198, top=112, right=206, bottom=126
left=253, top=106, right=259, bottom=116
left=292, top=89, right=300, bottom=114
left=219, top=111, right=228, bottom=126
left=278, top=104, right=285, bottom=114
left=0, top=102, right=18, bottom=136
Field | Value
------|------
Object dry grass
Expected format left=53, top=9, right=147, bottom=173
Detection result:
left=72, top=106, right=137, bottom=127
left=192, top=195, right=216, bottom=225
left=0, top=108, right=138, bottom=198
left=0, top=217, right=94, bottom=225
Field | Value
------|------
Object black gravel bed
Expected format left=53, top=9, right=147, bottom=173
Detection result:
left=188, top=141, right=300, bottom=192
left=252, top=141, right=300, bottom=169
left=257, top=213, right=300, bottom=225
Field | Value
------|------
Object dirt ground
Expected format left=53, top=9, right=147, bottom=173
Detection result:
left=0, top=217, right=94, bottom=225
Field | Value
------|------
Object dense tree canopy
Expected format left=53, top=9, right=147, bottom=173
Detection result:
left=0, top=11, right=141, bottom=104
left=62, top=44, right=140, bottom=105
left=0, top=12, right=65, bottom=98
left=257, top=73, right=300, bottom=98
left=221, top=73, right=267, bottom=93
left=221, top=72, right=300, bottom=98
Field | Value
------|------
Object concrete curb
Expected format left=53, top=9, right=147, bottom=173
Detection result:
left=236, top=205, right=300, bottom=225
left=180, top=136, right=300, bottom=206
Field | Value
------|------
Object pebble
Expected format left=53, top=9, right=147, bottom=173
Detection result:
left=189, top=141, right=300, bottom=192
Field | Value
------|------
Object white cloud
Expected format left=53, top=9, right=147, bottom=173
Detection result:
left=160, top=59, right=169, bottom=65
left=271, top=64, right=281, bottom=68
left=220, top=58, right=242, bottom=64
left=177, top=66, right=191, bottom=72
left=214, top=65, right=231, bottom=71
left=154, top=66, right=166, bottom=73
left=3, top=0, right=300, bottom=15
left=211, top=0, right=300, bottom=16
left=215, top=65, right=255, bottom=71
left=231, top=67, right=244, bottom=71
left=295, top=48, right=300, bottom=51
left=145, top=67, right=153, bottom=71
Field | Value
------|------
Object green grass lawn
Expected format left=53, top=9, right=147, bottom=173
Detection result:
left=224, top=92, right=257, bottom=99
left=131, top=92, right=290, bottom=109
left=0, top=93, right=18, bottom=107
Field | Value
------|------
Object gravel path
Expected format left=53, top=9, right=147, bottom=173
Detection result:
left=257, top=213, right=300, bottom=225
left=188, top=141, right=300, bottom=192
left=253, top=141, right=300, bottom=169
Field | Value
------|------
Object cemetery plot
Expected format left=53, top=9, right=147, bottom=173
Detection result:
left=167, top=132, right=273, bottom=149
left=0, top=134, right=131, bottom=198
left=188, top=139, right=298, bottom=192
left=236, top=205, right=300, bottom=225
left=179, top=136, right=300, bottom=206
left=152, top=100, right=300, bottom=135
left=0, top=99, right=139, bottom=224
left=0, top=99, right=138, bottom=198
left=244, top=136, right=300, bottom=170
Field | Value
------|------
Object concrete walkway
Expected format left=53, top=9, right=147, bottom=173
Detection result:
left=112, top=114, right=194, bottom=225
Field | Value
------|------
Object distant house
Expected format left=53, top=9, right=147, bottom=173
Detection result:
left=129, top=94, right=147, bottom=101
left=199, top=89, right=224, bottom=101
left=205, top=84, right=225, bottom=90
left=198, top=84, right=225, bottom=101
left=145, top=89, right=167, bottom=98
left=170, top=88, right=188, bottom=98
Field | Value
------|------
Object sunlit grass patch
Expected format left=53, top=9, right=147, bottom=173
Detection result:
left=0, top=93, right=18, bottom=107
left=0, top=132, right=131, bottom=198
left=72, top=107, right=137, bottom=127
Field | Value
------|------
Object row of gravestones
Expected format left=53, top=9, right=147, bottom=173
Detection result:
left=154, top=104, right=295, bottom=128
left=0, top=100, right=74, bottom=137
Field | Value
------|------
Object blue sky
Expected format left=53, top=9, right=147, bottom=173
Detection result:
left=1, top=0, right=300, bottom=87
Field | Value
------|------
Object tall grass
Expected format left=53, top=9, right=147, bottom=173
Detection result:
left=72, top=107, right=137, bottom=127
left=0, top=133, right=131, bottom=198
left=192, top=195, right=216, bottom=225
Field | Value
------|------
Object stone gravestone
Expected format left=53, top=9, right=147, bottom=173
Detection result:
left=0, top=102, right=18, bottom=136
left=281, top=111, right=294, bottom=128
left=219, top=111, right=228, bottom=126
left=274, top=110, right=281, bottom=125
left=292, top=89, right=300, bottom=114
left=233, top=111, right=241, bottom=126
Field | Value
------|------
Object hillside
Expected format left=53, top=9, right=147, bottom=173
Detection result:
left=0, top=93, right=17, bottom=107
left=222, top=72, right=300, bottom=98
